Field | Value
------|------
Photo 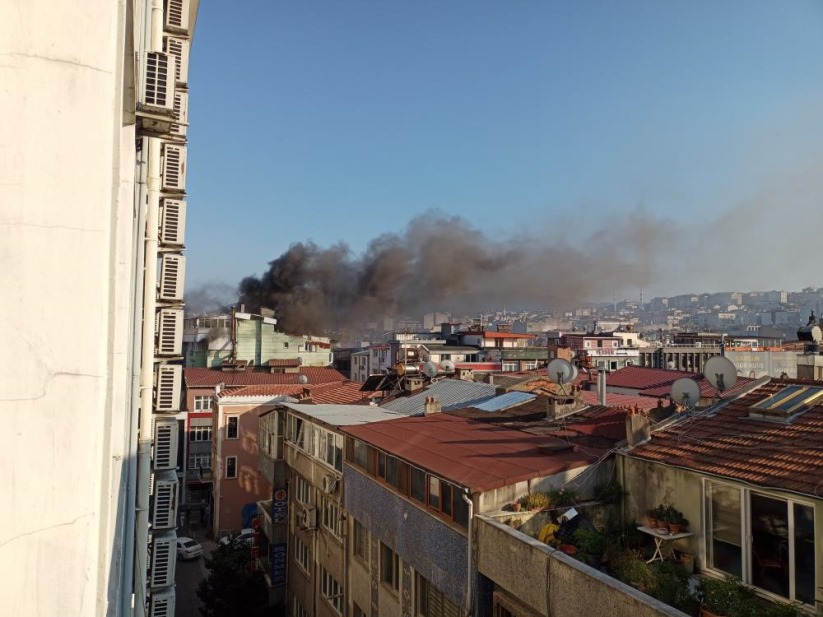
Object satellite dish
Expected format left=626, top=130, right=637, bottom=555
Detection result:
left=569, top=363, right=579, bottom=382
left=297, top=374, right=309, bottom=385
left=296, top=356, right=304, bottom=366
left=667, top=361, right=676, bottom=370
left=422, top=361, right=439, bottom=379
left=547, top=359, right=576, bottom=385
left=670, top=378, right=700, bottom=406
left=440, top=359, right=456, bottom=374
left=703, top=356, right=738, bottom=392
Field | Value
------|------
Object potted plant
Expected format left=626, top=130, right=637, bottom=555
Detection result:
left=548, top=487, right=579, bottom=507
left=610, top=549, right=655, bottom=592
left=763, top=602, right=802, bottom=617
left=650, top=561, right=696, bottom=614
left=697, top=576, right=758, bottom=617
left=573, top=529, right=605, bottom=567
left=522, top=492, right=551, bottom=511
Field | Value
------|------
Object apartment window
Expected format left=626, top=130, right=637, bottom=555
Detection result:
left=225, top=456, right=237, bottom=479
left=416, top=573, right=459, bottom=617
left=292, top=597, right=308, bottom=617
left=353, top=518, right=368, bottom=563
left=501, top=361, right=518, bottom=372
left=188, top=452, right=211, bottom=469
left=704, top=480, right=816, bottom=604
left=428, top=477, right=441, bottom=510
left=322, top=499, right=343, bottom=538
left=193, top=395, right=214, bottom=411
left=353, top=440, right=369, bottom=468
left=320, top=567, right=343, bottom=614
left=283, top=341, right=289, bottom=348
left=190, top=425, right=212, bottom=442
left=411, top=467, right=426, bottom=503
left=226, top=416, right=239, bottom=439
left=294, top=475, right=310, bottom=505
left=380, top=542, right=400, bottom=592
left=293, top=535, right=309, bottom=574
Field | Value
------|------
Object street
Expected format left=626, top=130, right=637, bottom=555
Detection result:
left=175, top=537, right=216, bottom=617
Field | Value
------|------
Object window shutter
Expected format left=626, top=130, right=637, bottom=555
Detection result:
left=158, top=253, right=186, bottom=302
left=163, top=36, right=190, bottom=84
left=155, top=364, right=182, bottom=412
left=164, top=0, right=189, bottom=34
left=156, top=308, right=184, bottom=356
left=160, top=198, right=186, bottom=246
left=149, top=531, right=177, bottom=588
left=153, top=417, right=179, bottom=471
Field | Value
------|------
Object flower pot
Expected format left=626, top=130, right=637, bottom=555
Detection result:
left=558, top=544, right=577, bottom=556
left=657, top=522, right=670, bottom=533
left=669, top=523, right=682, bottom=534
left=680, top=553, right=695, bottom=574
left=512, top=502, right=522, bottom=512
left=647, top=516, right=658, bottom=528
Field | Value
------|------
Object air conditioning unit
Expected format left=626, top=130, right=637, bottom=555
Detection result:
left=149, top=587, right=175, bottom=617
left=321, top=475, right=339, bottom=494
left=151, top=470, right=179, bottom=529
left=163, top=36, right=190, bottom=85
left=160, top=198, right=186, bottom=246
left=139, top=51, right=175, bottom=112
left=156, top=308, right=184, bottom=356
left=161, top=143, right=186, bottom=192
left=155, top=364, right=182, bottom=412
left=158, top=253, right=186, bottom=302
left=153, top=417, right=179, bottom=471
left=164, top=0, right=190, bottom=35
left=296, top=504, right=317, bottom=530
left=150, top=530, right=177, bottom=588
left=169, top=91, right=188, bottom=138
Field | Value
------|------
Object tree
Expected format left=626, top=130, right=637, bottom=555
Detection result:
left=196, top=542, right=269, bottom=617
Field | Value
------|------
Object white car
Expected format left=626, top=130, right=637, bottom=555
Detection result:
left=176, top=537, right=204, bottom=560
left=218, top=528, right=255, bottom=547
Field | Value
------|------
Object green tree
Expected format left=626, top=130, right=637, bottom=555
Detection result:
left=196, top=543, right=269, bottom=617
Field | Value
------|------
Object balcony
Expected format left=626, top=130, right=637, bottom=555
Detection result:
left=197, top=467, right=213, bottom=483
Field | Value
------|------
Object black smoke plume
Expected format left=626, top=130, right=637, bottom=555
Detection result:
left=239, top=210, right=667, bottom=334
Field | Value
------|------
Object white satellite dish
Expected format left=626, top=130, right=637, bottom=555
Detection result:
left=670, top=378, right=700, bottom=406
left=703, top=356, right=738, bottom=392
left=422, top=361, right=439, bottom=379
left=440, top=359, right=456, bottom=374
left=298, top=374, right=309, bottom=385
left=547, top=359, right=576, bottom=385
left=569, top=363, right=579, bottom=383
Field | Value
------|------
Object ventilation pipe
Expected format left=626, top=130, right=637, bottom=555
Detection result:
left=597, top=367, right=607, bottom=405
left=462, top=490, right=474, bottom=617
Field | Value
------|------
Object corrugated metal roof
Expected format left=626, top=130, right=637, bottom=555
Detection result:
left=279, top=403, right=406, bottom=427
left=381, top=380, right=496, bottom=416
left=473, top=391, right=536, bottom=412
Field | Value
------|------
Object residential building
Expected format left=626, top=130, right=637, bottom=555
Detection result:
left=3, top=0, right=200, bottom=614
left=562, top=332, right=641, bottom=372
left=618, top=378, right=823, bottom=613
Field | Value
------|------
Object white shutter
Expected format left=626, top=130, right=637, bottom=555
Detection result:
left=158, top=253, right=186, bottom=301
left=157, top=308, right=183, bottom=356
left=155, top=364, right=182, bottom=412
left=151, top=471, right=179, bottom=529
left=161, top=144, right=186, bottom=192
left=163, top=36, right=190, bottom=85
left=149, top=587, right=176, bottom=617
left=153, top=417, right=179, bottom=471
left=150, top=531, right=177, bottom=588
left=140, top=52, right=175, bottom=111
left=164, top=0, right=189, bottom=34
left=160, top=199, right=186, bottom=246
left=170, top=91, right=188, bottom=138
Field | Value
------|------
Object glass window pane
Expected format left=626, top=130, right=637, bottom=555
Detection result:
left=411, top=468, right=426, bottom=503
left=378, top=452, right=386, bottom=479
left=442, top=482, right=453, bottom=516
left=428, top=477, right=440, bottom=510
left=454, top=492, right=469, bottom=528
left=707, top=482, right=742, bottom=577
left=793, top=503, right=815, bottom=604
left=750, top=493, right=789, bottom=598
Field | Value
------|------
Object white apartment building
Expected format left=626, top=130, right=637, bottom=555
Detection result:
left=2, top=1, right=200, bottom=615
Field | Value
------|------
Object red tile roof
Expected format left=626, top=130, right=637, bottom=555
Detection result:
left=605, top=366, right=698, bottom=390
left=641, top=376, right=756, bottom=400
left=342, top=413, right=599, bottom=493
left=184, top=367, right=346, bottom=387
left=626, top=379, right=823, bottom=497
left=217, top=384, right=305, bottom=399
left=307, top=381, right=373, bottom=405
left=267, top=359, right=301, bottom=368
left=578, top=390, right=663, bottom=411
left=463, top=331, right=536, bottom=339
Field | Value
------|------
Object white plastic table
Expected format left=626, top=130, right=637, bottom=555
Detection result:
left=637, top=525, right=694, bottom=563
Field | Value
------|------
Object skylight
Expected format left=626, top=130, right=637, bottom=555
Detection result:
left=751, top=385, right=823, bottom=420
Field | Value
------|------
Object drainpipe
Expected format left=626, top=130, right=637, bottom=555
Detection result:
left=461, top=490, right=474, bottom=617
left=135, top=3, right=165, bottom=615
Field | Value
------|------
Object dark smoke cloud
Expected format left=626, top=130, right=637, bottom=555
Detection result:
left=184, top=282, right=238, bottom=314
left=239, top=209, right=670, bottom=334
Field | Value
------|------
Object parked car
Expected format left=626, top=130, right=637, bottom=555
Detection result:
left=176, top=537, right=204, bottom=560
left=218, top=528, right=254, bottom=547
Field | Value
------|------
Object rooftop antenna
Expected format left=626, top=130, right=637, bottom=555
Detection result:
left=298, top=374, right=309, bottom=385
left=422, top=361, right=439, bottom=379
left=547, top=358, right=577, bottom=395
left=670, top=378, right=700, bottom=409
left=703, top=356, right=738, bottom=393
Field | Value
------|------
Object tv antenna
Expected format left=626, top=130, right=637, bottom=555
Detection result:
left=547, top=358, right=577, bottom=394
left=670, top=378, right=700, bottom=408
left=703, top=356, right=738, bottom=393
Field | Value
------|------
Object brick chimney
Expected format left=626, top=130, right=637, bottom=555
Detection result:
left=424, top=396, right=442, bottom=415
left=625, top=411, right=651, bottom=450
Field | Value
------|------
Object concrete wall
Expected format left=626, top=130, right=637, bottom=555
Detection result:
left=0, top=1, right=135, bottom=614
left=726, top=350, right=798, bottom=378
left=345, top=465, right=468, bottom=609
left=236, top=320, right=331, bottom=367
left=475, top=516, right=687, bottom=617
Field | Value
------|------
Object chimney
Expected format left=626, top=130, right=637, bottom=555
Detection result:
left=625, top=412, right=651, bottom=450
left=424, top=396, right=442, bottom=415
left=597, top=368, right=607, bottom=405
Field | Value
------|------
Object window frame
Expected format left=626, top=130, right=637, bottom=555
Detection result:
left=322, top=498, right=343, bottom=539
left=293, top=534, right=310, bottom=575
left=188, top=452, right=211, bottom=469
left=352, top=518, right=369, bottom=564
left=293, top=474, right=311, bottom=505
left=190, top=425, right=212, bottom=442
left=380, top=542, right=400, bottom=593
left=225, top=456, right=237, bottom=479
left=225, top=415, right=239, bottom=440
left=320, top=567, right=343, bottom=615
left=192, top=395, right=214, bottom=411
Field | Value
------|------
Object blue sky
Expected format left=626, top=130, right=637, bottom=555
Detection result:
left=186, top=1, right=823, bottom=300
